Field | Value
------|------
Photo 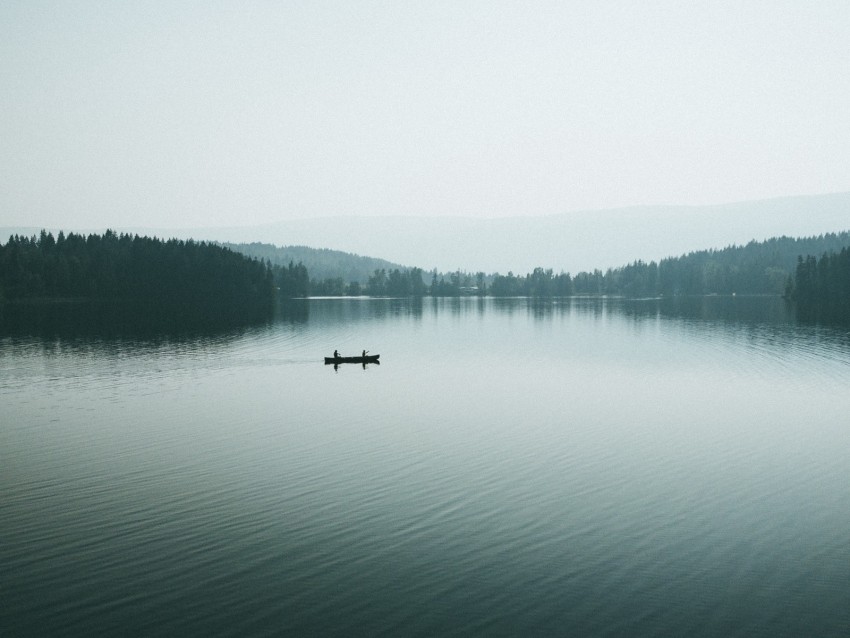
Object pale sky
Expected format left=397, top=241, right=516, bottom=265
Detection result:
left=2, top=1, right=849, bottom=229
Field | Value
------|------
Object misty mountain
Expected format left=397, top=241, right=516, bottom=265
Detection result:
left=221, top=243, right=410, bottom=284
left=5, top=192, right=849, bottom=275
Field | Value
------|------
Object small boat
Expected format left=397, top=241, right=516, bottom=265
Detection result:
left=324, top=354, right=380, bottom=364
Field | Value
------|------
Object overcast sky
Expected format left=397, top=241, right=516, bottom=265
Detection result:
left=2, top=1, right=849, bottom=229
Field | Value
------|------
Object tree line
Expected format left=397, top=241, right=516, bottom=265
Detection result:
left=11, top=229, right=843, bottom=316
left=301, top=268, right=484, bottom=297
left=273, top=230, right=850, bottom=302
left=331, top=233, right=850, bottom=300
left=788, top=248, right=850, bottom=321
left=489, top=232, right=850, bottom=298
left=0, top=230, right=275, bottom=324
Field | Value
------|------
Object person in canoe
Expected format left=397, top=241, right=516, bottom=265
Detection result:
left=333, top=349, right=340, bottom=359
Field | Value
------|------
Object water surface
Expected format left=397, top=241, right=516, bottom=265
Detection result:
left=2, top=297, right=849, bottom=636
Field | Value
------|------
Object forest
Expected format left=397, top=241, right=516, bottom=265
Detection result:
left=0, top=230, right=275, bottom=324
left=4, top=229, right=848, bottom=323
left=487, top=232, right=850, bottom=298
left=788, top=248, right=850, bottom=320
left=263, top=231, right=850, bottom=301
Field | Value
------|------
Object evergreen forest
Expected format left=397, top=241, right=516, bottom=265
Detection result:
left=4, top=228, right=848, bottom=324
left=0, top=231, right=275, bottom=325
left=489, top=232, right=850, bottom=298
left=264, top=231, right=850, bottom=302
left=788, top=248, right=850, bottom=321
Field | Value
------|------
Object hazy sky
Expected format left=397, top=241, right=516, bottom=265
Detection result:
left=2, top=1, right=849, bottom=229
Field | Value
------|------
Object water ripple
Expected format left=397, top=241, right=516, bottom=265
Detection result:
left=3, top=297, right=850, bottom=637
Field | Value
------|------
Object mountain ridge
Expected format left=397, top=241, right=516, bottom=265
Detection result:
left=4, top=191, right=849, bottom=274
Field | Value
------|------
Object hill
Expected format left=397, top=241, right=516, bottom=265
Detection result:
left=222, top=242, right=410, bottom=284
left=484, top=231, right=850, bottom=298
left=7, top=192, right=849, bottom=275
left=581, top=231, right=850, bottom=297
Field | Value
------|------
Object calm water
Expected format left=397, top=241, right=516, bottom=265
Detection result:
left=2, top=296, right=850, bottom=637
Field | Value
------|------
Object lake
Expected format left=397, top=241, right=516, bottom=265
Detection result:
left=2, top=296, right=849, bottom=637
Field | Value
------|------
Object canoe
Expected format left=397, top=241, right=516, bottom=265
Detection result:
left=324, top=354, right=380, bottom=364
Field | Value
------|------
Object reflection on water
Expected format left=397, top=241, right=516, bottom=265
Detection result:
left=621, top=294, right=795, bottom=324
left=2, top=294, right=843, bottom=338
left=277, top=298, right=310, bottom=324
left=487, top=294, right=795, bottom=325
left=479, top=295, right=850, bottom=356
left=0, top=299, right=273, bottom=340
left=3, top=295, right=850, bottom=638
left=3, top=295, right=849, bottom=398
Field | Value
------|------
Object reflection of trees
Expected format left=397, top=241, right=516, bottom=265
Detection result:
left=620, top=296, right=793, bottom=325
left=477, top=294, right=850, bottom=357
left=485, top=294, right=798, bottom=329
left=301, top=297, right=425, bottom=327
left=277, top=298, right=309, bottom=324
left=0, top=300, right=259, bottom=343
left=301, top=295, right=797, bottom=328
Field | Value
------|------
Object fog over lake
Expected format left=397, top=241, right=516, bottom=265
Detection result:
left=3, top=296, right=849, bottom=637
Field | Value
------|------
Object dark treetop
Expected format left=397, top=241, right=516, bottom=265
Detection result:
left=0, top=230, right=275, bottom=325
left=789, top=247, right=850, bottom=322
